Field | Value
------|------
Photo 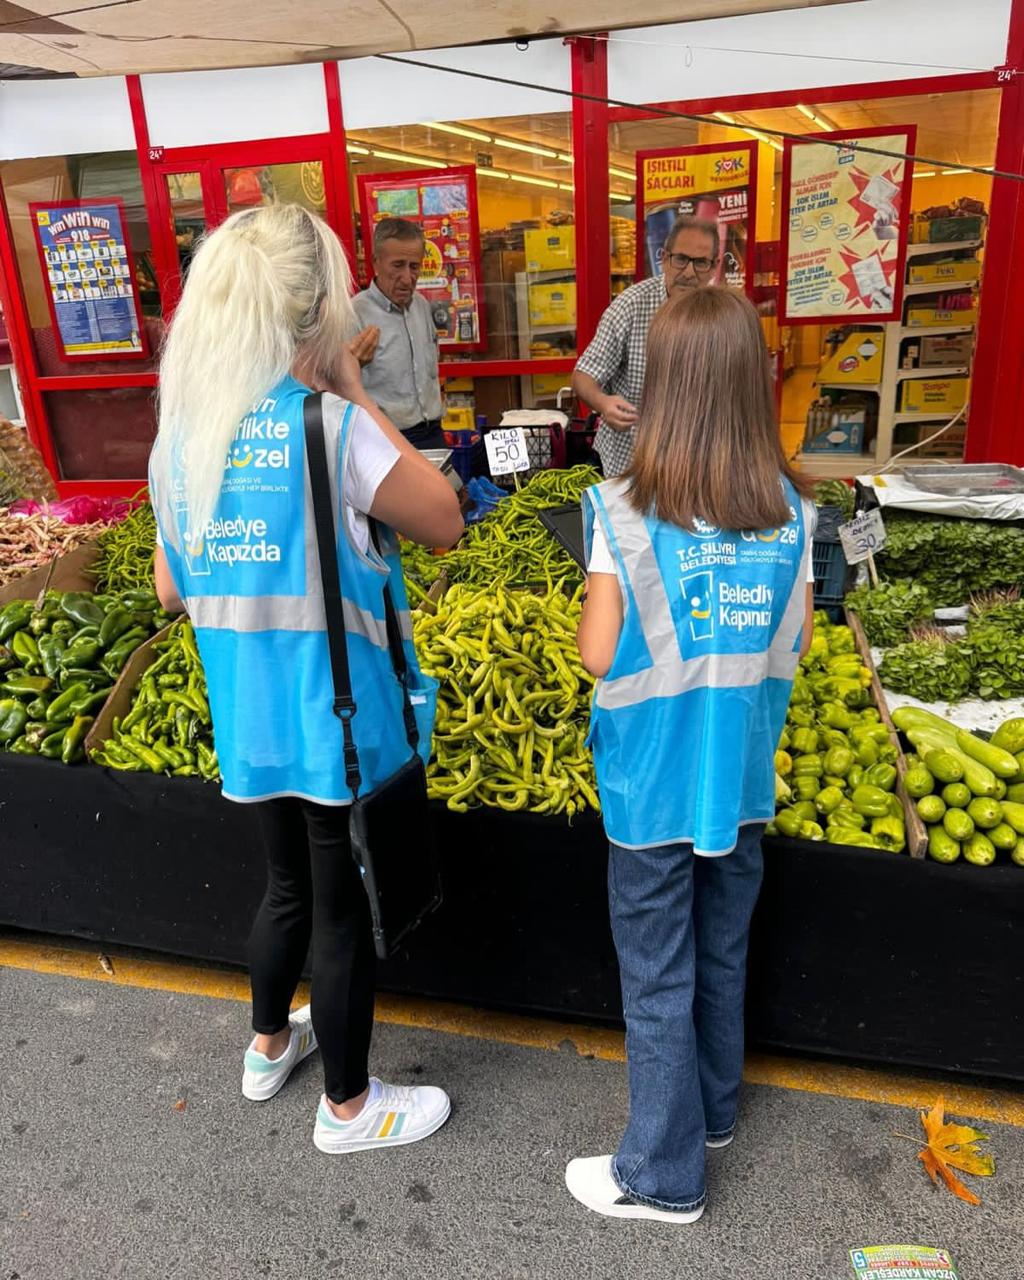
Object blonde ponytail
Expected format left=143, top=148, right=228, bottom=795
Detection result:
left=152, top=204, right=355, bottom=541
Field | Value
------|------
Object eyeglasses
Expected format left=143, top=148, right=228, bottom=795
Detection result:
left=659, top=251, right=718, bottom=274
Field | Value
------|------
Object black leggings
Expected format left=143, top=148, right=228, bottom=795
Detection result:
left=248, top=798, right=376, bottom=1104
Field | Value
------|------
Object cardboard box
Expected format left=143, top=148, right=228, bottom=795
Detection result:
left=901, top=377, right=969, bottom=413
left=920, top=332, right=974, bottom=367
left=0, top=540, right=98, bottom=607
left=528, top=282, right=576, bottom=328
left=905, top=304, right=978, bottom=328
left=84, top=624, right=172, bottom=761
left=816, top=331, right=885, bottom=385
left=804, top=409, right=867, bottom=454
left=907, top=259, right=981, bottom=286
left=524, top=228, right=576, bottom=272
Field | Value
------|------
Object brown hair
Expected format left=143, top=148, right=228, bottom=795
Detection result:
left=625, top=287, right=811, bottom=532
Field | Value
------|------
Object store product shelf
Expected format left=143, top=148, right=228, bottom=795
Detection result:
left=905, top=238, right=982, bottom=257
left=892, top=410, right=963, bottom=424
left=895, top=364, right=969, bottom=380
left=2, top=753, right=1021, bottom=1079
left=526, top=323, right=576, bottom=336
left=797, top=452, right=875, bottom=478
left=903, top=280, right=977, bottom=298
left=815, top=381, right=881, bottom=394
left=899, top=323, right=975, bottom=337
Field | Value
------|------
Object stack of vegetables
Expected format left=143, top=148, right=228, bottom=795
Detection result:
left=893, top=707, right=1024, bottom=867
left=90, top=502, right=158, bottom=593
left=0, top=589, right=175, bottom=763
left=0, top=510, right=109, bottom=588
left=92, top=618, right=219, bottom=781
left=413, top=580, right=599, bottom=817
left=813, top=479, right=855, bottom=520
left=875, top=513, right=1024, bottom=608
left=770, top=613, right=907, bottom=851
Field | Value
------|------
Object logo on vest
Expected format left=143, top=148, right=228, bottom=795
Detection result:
left=689, top=517, right=722, bottom=540
left=682, top=570, right=715, bottom=641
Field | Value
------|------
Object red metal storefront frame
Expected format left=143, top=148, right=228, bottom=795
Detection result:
left=0, top=29, right=1020, bottom=492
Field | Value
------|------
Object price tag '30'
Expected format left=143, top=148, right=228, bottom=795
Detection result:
left=839, top=508, right=887, bottom=565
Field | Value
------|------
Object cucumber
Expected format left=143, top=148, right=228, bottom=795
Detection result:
left=991, top=717, right=1024, bottom=755
left=967, top=796, right=1003, bottom=831
left=1006, top=783, right=1024, bottom=805
left=917, top=794, right=946, bottom=824
left=943, top=808, right=975, bottom=842
left=928, top=826, right=961, bottom=864
left=955, top=728, right=1019, bottom=779
left=989, top=822, right=1017, bottom=851
left=1000, top=800, right=1024, bottom=836
left=906, top=728, right=999, bottom=798
left=904, top=765, right=934, bottom=798
left=942, top=782, right=972, bottom=809
left=1014, top=838, right=1024, bottom=868
left=964, top=832, right=996, bottom=867
left=924, top=749, right=963, bottom=784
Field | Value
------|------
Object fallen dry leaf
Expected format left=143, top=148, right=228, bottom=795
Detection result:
left=915, top=1098, right=995, bottom=1206
left=98, top=954, right=115, bottom=977
left=173, top=1099, right=187, bottom=1112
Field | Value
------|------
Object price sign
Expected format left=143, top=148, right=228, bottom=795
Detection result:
left=485, top=427, right=530, bottom=478
left=839, top=509, right=887, bottom=564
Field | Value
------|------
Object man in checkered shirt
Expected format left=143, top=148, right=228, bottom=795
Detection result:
left=572, top=216, right=720, bottom=477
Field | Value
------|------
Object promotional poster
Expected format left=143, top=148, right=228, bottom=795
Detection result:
left=780, top=127, right=915, bottom=324
left=30, top=198, right=148, bottom=361
left=357, top=165, right=486, bottom=351
left=634, top=141, right=758, bottom=292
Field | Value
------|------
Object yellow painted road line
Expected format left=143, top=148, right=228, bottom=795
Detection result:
left=2, top=934, right=1023, bottom=1128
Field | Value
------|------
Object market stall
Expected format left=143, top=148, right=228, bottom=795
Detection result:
left=1, top=457, right=1023, bottom=1080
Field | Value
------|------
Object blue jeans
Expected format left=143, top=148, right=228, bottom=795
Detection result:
left=608, top=824, right=765, bottom=1212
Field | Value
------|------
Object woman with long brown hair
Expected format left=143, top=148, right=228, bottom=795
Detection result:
left=567, top=287, right=815, bottom=1222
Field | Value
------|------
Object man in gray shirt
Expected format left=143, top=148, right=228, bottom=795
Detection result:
left=351, top=218, right=446, bottom=450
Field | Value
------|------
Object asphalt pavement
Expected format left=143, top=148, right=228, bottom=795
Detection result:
left=1, top=956, right=1022, bottom=1280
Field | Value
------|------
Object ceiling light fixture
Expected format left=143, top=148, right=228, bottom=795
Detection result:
left=426, top=121, right=493, bottom=143
left=346, top=143, right=371, bottom=155
left=556, top=152, right=574, bottom=164
left=713, top=111, right=737, bottom=125
left=942, top=167, right=969, bottom=175
left=510, top=173, right=560, bottom=189
left=915, top=170, right=937, bottom=178
left=610, top=192, right=633, bottom=203
left=368, top=147, right=449, bottom=167
left=608, top=165, right=635, bottom=181
left=476, top=166, right=512, bottom=180
left=491, top=137, right=561, bottom=159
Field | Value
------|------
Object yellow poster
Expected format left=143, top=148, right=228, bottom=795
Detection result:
left=783, top=130, right=912, bottom=322
left=641, top=148, right=751, bottom=203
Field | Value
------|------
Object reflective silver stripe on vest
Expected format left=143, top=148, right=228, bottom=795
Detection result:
left=595, top=481, right=807, bottom=712
left=187, top=594, right=390, bottom=648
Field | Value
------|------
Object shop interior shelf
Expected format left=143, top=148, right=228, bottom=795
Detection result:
left=899, top=323, right=975, bottom=337
left=905, top=238, right=983, bottom=256
left=892, top=411, right=965, bottom=425
left=895, top=364, right=969, bottom=380
left=797, top=452, right=876, bottom=477
left=815, top=381, right=881, bottom=394
left=528, top=323, right=577, bottom=336
left=903, top=280, right=977, bottom=298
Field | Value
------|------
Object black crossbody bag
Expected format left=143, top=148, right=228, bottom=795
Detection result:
left=303, top=393, right=442, bottom=961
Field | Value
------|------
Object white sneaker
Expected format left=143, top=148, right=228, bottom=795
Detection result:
left=706, top=1132, right=734, bottom=1149
left=241, top=1004, right=318, bottom=1102
left=565, top=1155, right=706, bottom=1223
left=313, top=1077, right=451, bottom=1155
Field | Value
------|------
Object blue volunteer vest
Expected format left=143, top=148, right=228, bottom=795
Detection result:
left=583, top=477, right=812, bottom=855
left=151, top=375, right=436, bottom=805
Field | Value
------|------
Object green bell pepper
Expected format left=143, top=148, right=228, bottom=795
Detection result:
left=792, top=775, right=821, bottom=802
left=851, top=785, right=891, bottom=818
left=60, top=714, right=93, bottom=764
left=11, top=630, right=40, bottom=670
left=827, top=808, right=866, bottom=832
left=2, top=674, right=53, bottom=696
left=791, top=727, right=819, bottom=756
left=798, top=821, right=825, bottom=841
left=0, top=698, right=28, bottom=744
left=814, top=785, right=844, bottom=816
left=0, top=604, right=31, bottom=643
left=829, top=828, right=882, bottom=848
left=37, top=632, right=66, bottom=680
left=864, top=762, right=897, bottom=793
left=792, top=753, right=824, bottom=778
left=819, top=701, right=854, bottom=731
left=98, top=606, right=136, bottom=648
left=823, top=746, right=855, bottom=778
left=60, top=593, right=105, bottom=628
left=870, top=815, right=906, bottom=852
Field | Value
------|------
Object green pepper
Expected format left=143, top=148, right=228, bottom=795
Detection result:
left=851, top=784, right=891, bottom=818
left=60, top=667, right=113, bottom=691
left=823, top=746, right=854, bottom=778
left=120, top=589, right=160, bottom=612
left=789, top=800, right=818, bottom=824
left=46, top=683, right=90, bottom=723
left=102, top=628, right=148, bottom=675
left=787, top=706, right=814, bottom=729
left=0, top=604, right=31, bottom=643
left=2, top=674, right=53, bottom=696
left=928, top=825, right=961, bottom=864
left=27, top=609, right=55, bottom=637
left=870, top=815, right=906, bottom=852
left=25, top=695, right=49, bottom=720
left=197, top=743, right=219, bottom=781
left=846, top=764, right=865, bottom=789
left=764, top=820, right=779, bottom=837
left=790, top=672, right=813, bottom=705
left=826, top=655, right=864, bottom=678
left=37, top=633, right=66, bottom=680
left=60, top=714, right=93, bottom=764
left=819, top=701, right=854, bottom=730
left=0, top=644, right=13, bottom=673
left=814, top=785, right=844, bottom=816
left=864, top=762, right=897, bottom=793
left=0, top=698, right=28, bottom=744
left=791, top=727, right=819, bottom=756
left=23, top=721, right=50, bottom=751
left=39, top=726, right=68, bottom=759
left=792, top=775, right=820, bottom=802
left=792, top=753, right=824, bottom=778
left=70, top=686, right=112, bottom=716
left=817, top=728, right=849, bottom=751
left=823, top=774, right=848, bottom=790
left=855, top=737, right=879, bottom=768
left=60, top=593, right=105, bottom=628
left=826, top=626, right=856, bottom=655
left=850, top=724, right=890, bottom=746
left=98, top=607, right=135, bottom=648
left=117, top=736, right=164, bottom=772
left=11, top=630, right=41, bottom=669
left=777, top=727, right=791, bottom=752
left=70, top=624, right=100, bottom=644
left=50, top=619, right=75, bottom=641
left=173, top=705, right=192, bottom=747
left=798, top=820, right=825, bottom=841
left=60, top=639, right=102, bottom=669
left=827, top=808, right=866, bottom=831
left=774, top=749, right=792, bottom=777
left=887, top=793, right=903, bottom=820
left=829, top=828, right=882, bottom=848
left=6, top=735, right=34, bottom=754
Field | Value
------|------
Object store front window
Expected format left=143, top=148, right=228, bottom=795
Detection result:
left=610, top=89, right=998, bottom=469
left=1, top=151, right=163, bottom=378
left=223, top=160, right=327, bottom=216
left=346, top=114, right=576, bottom=403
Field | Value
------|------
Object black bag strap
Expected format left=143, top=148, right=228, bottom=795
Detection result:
left=303, top=394, right=418, bottom=797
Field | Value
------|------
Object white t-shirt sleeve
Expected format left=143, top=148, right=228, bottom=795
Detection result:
left=587, top=518, right=617, bottom=575
left=343, top=404, right=401, bottom=516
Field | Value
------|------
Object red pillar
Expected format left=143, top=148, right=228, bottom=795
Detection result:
left=323, top=61, right=359, bottom=270
left=965, top=0, right=1024, bottom=462
left=570, top=35, right=611, bottom=356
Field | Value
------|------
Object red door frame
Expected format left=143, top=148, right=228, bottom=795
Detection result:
left=1, top=31, right=1021, bottom=494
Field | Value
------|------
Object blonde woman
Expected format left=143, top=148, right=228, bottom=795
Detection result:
left=149, top=204, right=463, bottom=1154
left=568, top=288, right=815, bottom=1221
